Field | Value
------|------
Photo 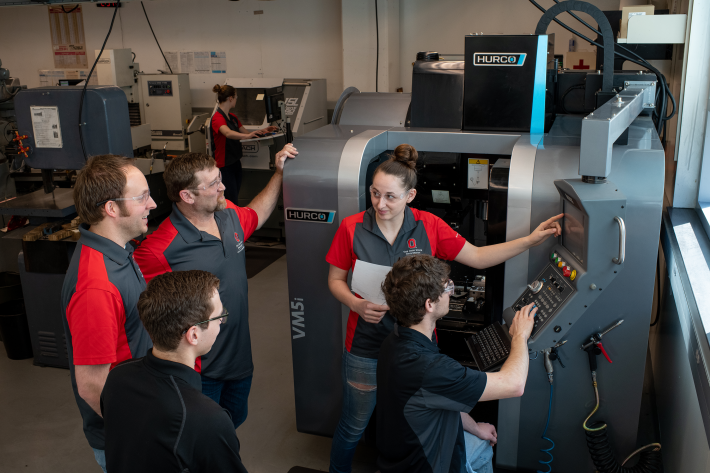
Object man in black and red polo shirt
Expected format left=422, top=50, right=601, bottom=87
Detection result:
left=133, top=144, right=297, bottom=429
left=61, top=154, right=157, bottom=472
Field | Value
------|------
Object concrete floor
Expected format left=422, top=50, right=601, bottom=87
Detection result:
left=0, top=254, right=377, bottom=473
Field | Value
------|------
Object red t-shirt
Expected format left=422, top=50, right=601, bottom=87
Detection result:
left=211, top=112, right=243, bottom=167
left=325, top=206, right=466, bottom=358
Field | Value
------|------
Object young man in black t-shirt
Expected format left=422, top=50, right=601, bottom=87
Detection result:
left=101, top=270, right=248, bottom=473
left=377, top=255, right=536, bottom=473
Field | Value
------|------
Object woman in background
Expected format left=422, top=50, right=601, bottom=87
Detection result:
left=210, top=84, right=277, bottom=203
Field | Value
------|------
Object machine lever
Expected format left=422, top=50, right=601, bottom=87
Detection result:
left=612, top=216, right=626, bottom=265
left=597, top=342, right=612, bottom=364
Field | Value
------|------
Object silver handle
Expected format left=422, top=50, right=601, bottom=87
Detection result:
left=303, top=116, right=324, bottom=125
left=612, top=216, right=625, bottom=265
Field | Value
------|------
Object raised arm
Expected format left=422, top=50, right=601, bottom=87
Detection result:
left=479, top=303, right=536, bottom=402
left=454, top=214, right=563, bottom=269
left=328, top=264, right=388, bottom=324
left=246, top=144, right=298, bottom=229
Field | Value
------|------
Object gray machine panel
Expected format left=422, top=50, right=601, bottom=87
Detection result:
left=497, top=115, right=664, bottom=471
left=14, top=86, right=134, bottom=170
left=337, top=92, right=411, bottom=127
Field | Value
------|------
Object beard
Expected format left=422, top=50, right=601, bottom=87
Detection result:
left=213, top=193, right=227, bottom=212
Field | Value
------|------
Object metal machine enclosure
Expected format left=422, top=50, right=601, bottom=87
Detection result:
left=138, top=73, right=192, bottom=151
left=283, top=113, right=664, bottom=472
left=14, top=86, right=134, bottom=170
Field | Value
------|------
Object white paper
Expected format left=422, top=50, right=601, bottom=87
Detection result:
left=30, top=106, right=63, bottom=148
left=351, top=260, right=392, bottom=306
left=193, top=51, right=211, bottom=74
left=164, top=51, right=179, bottom=73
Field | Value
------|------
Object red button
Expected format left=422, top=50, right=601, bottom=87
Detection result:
left=563, top=266, right=572, bottom=277
left=166, top=90, right=171, bottom=94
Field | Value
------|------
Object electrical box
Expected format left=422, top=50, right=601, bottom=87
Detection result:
left=138, top=73, right=192, bottom=151
left=96, top=49, right=134, bottom=88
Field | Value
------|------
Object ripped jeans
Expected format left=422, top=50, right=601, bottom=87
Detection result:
left=329, top=350, right=378, bottom=473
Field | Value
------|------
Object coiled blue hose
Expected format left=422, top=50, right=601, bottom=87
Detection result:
left=537, top=383, right=554, bottom=473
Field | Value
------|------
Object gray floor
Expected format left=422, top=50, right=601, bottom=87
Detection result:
left=0, top=254, right=377, bottom=473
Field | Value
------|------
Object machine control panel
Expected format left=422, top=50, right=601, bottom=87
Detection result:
left=147, top=81, right=173, bottom=96
left=511, top=253, right=576, bottom=337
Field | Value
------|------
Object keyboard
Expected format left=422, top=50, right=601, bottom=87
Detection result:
left=465, top=322, right=512, bottom=372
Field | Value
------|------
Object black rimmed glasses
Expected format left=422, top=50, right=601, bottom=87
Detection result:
left=182, top=308, right=229, bottom=335
left=95, top=190, right=151, bottom=207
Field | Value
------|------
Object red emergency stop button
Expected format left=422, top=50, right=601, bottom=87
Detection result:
left=563, top=266, right=572, bottom=277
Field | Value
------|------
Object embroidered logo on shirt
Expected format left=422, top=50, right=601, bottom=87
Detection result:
left=234, top=232, right=241, bottom=243
left=234, top=232, right=244, bottom=253
left=408, top=238, right=416, bottom=249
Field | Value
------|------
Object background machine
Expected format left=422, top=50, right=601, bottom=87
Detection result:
left=284, top=3, right=664, bottom=472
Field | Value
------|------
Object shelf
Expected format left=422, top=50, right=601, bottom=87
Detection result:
left=617, top=14, right=687, bottom=44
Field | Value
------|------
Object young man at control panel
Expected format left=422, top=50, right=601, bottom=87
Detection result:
left=133, top=145, right=296, bottom=429
left=377, top=254, right=537, bottom=473
left=101, top=270, right=248, bottom=473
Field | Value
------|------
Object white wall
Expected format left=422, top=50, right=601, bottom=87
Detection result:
left=399, top=0, right=621, bottom=92
left=0, top=0, right=343, bottom=108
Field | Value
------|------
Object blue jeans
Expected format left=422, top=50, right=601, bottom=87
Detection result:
left=92, top=448, right=107, bottom=473
left=465, top=431, right=494, bottom=473
left=329, top=351, right=378, bottom=473
left=201, top=374, right=253, bottom=429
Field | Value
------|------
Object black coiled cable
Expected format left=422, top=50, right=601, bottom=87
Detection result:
left=585, top=422, right=662, bottom=473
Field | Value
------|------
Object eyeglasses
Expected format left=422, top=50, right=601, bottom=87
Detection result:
left=189, top=171, right=222, bottom=192
left=182, top=308, right=229, bottom=335
left=95, top=190, right=151, bottom=207
left=443, top=279, right=455, bottom=295
left=369, top=186, right=410, bottom=202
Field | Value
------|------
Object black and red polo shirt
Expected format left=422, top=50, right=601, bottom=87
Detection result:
left=133, top=201, right=258, bottom=381
left=61, top=224, right=152, bottom=450
left=326, top=206, right=465, bottom=359
left=211, top=111, right=243, bottom=168
left=376, top=324, right=487, bottom=473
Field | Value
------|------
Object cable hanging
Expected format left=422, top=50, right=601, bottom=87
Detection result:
left=141, top=1, right=173, bottom=74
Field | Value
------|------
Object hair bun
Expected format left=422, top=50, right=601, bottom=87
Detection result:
left=392, top=144, right=418, bottom=170
left=212, top=84, right=222, bottom=94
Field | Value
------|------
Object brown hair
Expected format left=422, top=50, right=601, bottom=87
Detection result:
left=213, top=84, right=236, bottom=104
left=373, top=144, right=418, bottom=190
left=382, top=254, right=450, bottom=327
left=163, top=153, right=216, bottom=202
left=73, top=154, right=134, bottom=225
left=137, top=270, right=221, bottom=351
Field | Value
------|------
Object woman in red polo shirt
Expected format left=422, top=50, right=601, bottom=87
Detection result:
left=325, top=144, right=563, bottom=473
left=210, top=84, right=278, bottom=203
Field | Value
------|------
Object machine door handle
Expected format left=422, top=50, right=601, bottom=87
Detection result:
left=612, top=216, right=625, bottom=265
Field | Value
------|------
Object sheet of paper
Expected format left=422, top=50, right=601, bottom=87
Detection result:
left=30, top=106, right=63, bottom=149
left=211, top=51, right=227, bottom=73
left=48, top=5, right=87, bottom=69
left=164, top=51, right=179, bottom=73
left=351, top=260, right=392, bottom=307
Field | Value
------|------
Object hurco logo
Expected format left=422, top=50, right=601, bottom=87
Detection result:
left=473, top=53, right=527, bottom=66
left=285, top=208, right=336, bottom=224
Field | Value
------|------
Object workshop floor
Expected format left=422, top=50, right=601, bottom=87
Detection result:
left=0, top=253, right=377, bottom=473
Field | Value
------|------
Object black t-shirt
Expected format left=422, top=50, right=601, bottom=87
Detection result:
left=376, top=324, right=487, bottom=473
left=101, top=350, right=248, bottom=473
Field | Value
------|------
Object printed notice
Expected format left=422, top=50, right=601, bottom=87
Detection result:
left=30, top=107, right=63, bottom=149
left=211, top=51, right=227, bottom=73
left=48, top=5, right=87, bottom=69
left=193, top=51, right=211, bottom=74
left=164, top=51, right=179, bottom=73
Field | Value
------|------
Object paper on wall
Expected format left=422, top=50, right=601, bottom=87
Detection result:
left=351, top=260, right=392, bottom=307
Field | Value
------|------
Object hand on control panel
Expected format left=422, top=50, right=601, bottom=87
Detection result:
left=508, top=303, right=537, bottom=341
left=526, top=213, right=563, bottom=248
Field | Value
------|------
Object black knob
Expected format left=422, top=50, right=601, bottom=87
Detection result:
left=554, top=326, right=561, bottom=333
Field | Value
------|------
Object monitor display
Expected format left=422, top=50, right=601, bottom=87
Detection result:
left=562, top=199, right=585, bottom=265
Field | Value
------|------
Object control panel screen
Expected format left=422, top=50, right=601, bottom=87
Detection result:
left=562, top=199, right=585, bottom=264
